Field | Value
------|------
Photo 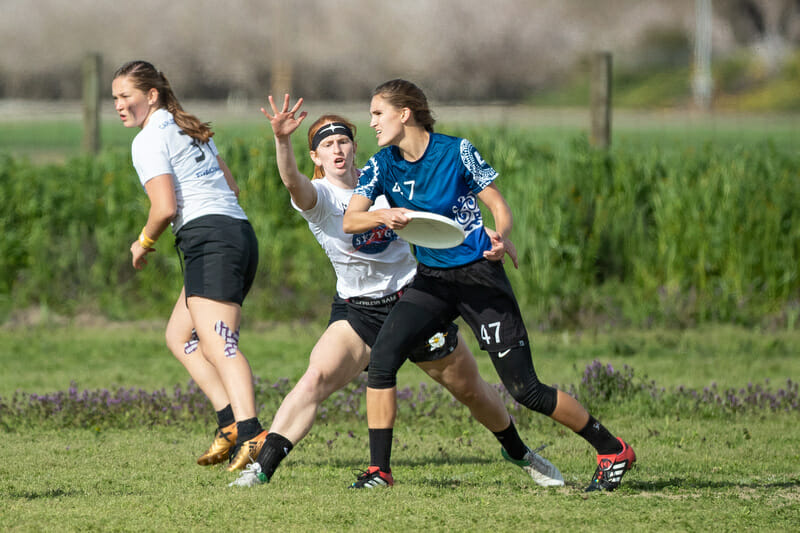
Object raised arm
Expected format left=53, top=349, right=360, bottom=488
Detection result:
left=261, top=94, right=316, bottom=210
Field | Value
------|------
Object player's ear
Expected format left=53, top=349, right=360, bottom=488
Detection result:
left=147, top=88, right=159, bottom=106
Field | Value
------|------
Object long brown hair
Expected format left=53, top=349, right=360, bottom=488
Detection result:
left=112, top=60, right=213, bottom=143
left=372, top=79, right=435, bottom=133
left=306, top=114, right=357, bottom=179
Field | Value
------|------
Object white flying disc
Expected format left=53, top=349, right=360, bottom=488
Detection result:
left=395, top=211, right=465, bottom=249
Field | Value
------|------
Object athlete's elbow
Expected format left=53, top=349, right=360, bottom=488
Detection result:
left=151, top=202, right=177, bottom=224
left=161, top=204, right=178, bottom=223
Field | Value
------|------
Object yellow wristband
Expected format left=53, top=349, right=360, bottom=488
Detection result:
left=138, top=229, right=156, bottom=248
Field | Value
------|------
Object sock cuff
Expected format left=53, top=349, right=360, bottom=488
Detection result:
left=265, top=432, right=294, bottom=455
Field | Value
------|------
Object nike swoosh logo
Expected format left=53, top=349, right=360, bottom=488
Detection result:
left=497, top=349, right=511, bottom=358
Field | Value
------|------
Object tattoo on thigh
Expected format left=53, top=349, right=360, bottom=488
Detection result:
left=184, top=329, right=200, bottom=355
left=215, top=320, right=240, bottom=358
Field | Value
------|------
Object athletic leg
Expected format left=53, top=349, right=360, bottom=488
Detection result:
left=228, top=320, right=372, bottom=486
left=417, top=333, right=564, bottom=487
left=415, top=332, right=509, bottom=433
left=269, top=320, right=369, bottom=444
left=166, top=288, right=240, bottom=465
left=165, top=287, right=230, bottom=410
left=356, top=297, right=446, bottom=486
left=186, top=295, right=267, bottom=473
left=186, top=295, right=255, bottom=421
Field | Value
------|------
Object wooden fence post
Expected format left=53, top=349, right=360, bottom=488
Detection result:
left=590, top=51, right=612, bottom=149
left=82, top=53, right=102, bottom=155
left=270, top=2, right=293, bottom=98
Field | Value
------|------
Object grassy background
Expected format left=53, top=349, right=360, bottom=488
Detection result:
left=1, top=107, right=799, bottom=529
left=1, top=323, right=798, bottom=531
left=2, top=111, right=800, bottom=328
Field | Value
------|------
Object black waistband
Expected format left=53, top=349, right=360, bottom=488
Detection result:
left=346, top=288, right=405, bottom=307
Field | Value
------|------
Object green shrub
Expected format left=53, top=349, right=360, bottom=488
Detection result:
left=2, top=131, right=799, bottom=327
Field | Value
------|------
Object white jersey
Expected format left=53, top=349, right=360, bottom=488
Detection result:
left=293, top=177, right=417, bottom=299
left=131, top=108, right=247, bottom=232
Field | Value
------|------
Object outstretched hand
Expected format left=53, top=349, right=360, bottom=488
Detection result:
left=261, top=94, right=308, bottom=138
left=483, top=227, right=519, bottom=269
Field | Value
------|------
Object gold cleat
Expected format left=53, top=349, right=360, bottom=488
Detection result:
left=197, top=422, right=238, bottom=466
left=226, top=430, right=268, bottom=472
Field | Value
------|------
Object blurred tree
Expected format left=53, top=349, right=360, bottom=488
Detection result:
left=716, top=0, right=800, bottom=70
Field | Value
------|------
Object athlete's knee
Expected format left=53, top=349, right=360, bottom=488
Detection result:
left=433, top=366, right=481, bottom=406
left=294, top=366, right=328, bottom=399
left=366, top=343, right=400, bottom=389
left=503, top=378, right=557, bottom=415
left=492, top=345, right=557, bottom=415
left=367, top=364, right=397, bottom=389
left=445, top=381, right=481, bottom=407
left=214, top=320, right=240, bottom=358
left=165, top=327, right=198, bottom=358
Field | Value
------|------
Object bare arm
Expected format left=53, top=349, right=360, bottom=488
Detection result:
left=261, top=94, right=316, bottom=211
left=477, top=183, right=519, bottom=268
left=342, top=194, right=411, bottom=234
left=131, top=173, right=177, bottom=270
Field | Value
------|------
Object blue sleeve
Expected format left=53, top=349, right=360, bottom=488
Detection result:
left=354, top=156, right=384, bottom=201
left=459, top=139, right=498, bottom=194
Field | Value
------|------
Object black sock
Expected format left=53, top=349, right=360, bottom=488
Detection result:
left=256, top=433, right=294, bottom=481
left=216, top=404, right=235, bottom=428
left=236, top=417, right=263, bottom=444
left=493, top=420, right=528, bottom=461
left=368, top=428, right=393, bottom=472
left=577, top=415, right=622, bottom=455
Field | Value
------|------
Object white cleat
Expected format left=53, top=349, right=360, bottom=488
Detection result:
left=229, top=461, right=268, bottom=487
left=502, top=444, right=565, bottom=487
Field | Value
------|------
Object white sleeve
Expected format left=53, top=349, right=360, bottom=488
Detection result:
left=131, top=131, right=173, bottom=186
left=292, top=180, right=331, bottom=225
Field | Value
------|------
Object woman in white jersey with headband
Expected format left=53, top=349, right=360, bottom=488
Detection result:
left=230, top=94, right=563, bottom=488
left=344, top=79, right=636, bottom=492
left=112, top=60, right=266, bottom=472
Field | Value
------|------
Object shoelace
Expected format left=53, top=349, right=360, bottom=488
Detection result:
left=353, top=468, right=373, bottom=480
left=241, top=462, right=262, bottom=476
left=531, top=443, right=548, bottom=454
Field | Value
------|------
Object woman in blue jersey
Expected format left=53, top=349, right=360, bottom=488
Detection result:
left=112, top=60, right=265, bottom=472
left=343, top=79, right=636, bottom=492
left=230, top=94, right=562, bottom=488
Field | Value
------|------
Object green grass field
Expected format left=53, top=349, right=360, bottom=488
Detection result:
left=1, top=105, right=799, bottom=530
left=1, top=323, right=798, bottom=531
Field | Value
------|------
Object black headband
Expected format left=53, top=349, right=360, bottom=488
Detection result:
left=311, top=122, right=354, bottom=150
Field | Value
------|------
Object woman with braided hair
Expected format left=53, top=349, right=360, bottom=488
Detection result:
left=111, top=60, right=266, bottom=472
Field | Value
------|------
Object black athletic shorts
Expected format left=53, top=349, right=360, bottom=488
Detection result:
left=175, top=215, right=258, bottom=306
left=328, top=292, right=458, bottom=363
left=328, top=295, right=349, bottom=325
left=405, top=258, right=528, bottom=352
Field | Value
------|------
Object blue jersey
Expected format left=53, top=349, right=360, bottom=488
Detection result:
left=355, top=133, right=498, bottom=268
